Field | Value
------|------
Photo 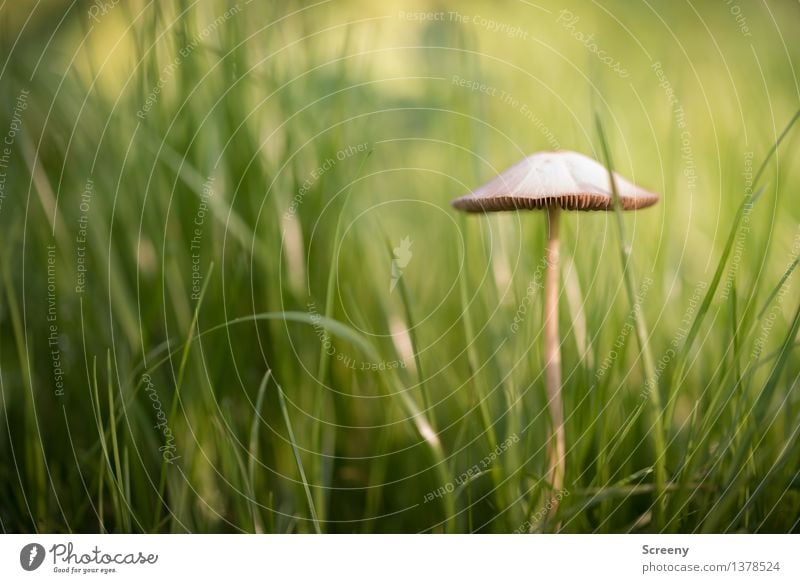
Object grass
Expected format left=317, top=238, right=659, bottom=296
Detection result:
left=595, top=112, right=665, bottom=524
left=0, top=0, right=799, bottom=533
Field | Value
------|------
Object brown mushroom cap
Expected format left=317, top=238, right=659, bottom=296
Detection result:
left=451, top=150, right=659, bottom=213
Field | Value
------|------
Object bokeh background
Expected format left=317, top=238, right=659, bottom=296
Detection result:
left=0, top=0, right=798, bottom=533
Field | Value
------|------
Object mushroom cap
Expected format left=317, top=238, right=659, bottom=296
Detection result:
left=451, top=150, right=659, bottom=213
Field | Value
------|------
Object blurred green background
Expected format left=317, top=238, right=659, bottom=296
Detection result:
left=0, top=0, right=798, bottom=533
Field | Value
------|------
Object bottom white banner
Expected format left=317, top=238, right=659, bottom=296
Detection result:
left=0, top=534, right=796, bottom=582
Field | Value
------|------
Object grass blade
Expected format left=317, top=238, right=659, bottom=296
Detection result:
left=275, top=378, right=322, bottom=534
left=595, top=113, right=665, bottom=522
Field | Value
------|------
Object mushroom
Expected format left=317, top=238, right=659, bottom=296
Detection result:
left=452, top=150, right=658, bottom=515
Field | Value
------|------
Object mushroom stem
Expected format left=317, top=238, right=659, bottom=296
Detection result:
left=544, top=206, right=565, bottom=507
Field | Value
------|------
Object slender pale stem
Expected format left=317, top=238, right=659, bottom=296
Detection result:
left=544, top=207, right=565, bottom=506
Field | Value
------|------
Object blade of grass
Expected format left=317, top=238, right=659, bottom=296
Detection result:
left=701, top=297, right=800, bottom=532
left=1, top=257, right=46, bottom=521
left=152, top=262, right=214, bottom=530
left=90, top=356, right=121, bottom=530
left=666, top=110, right=799, bottom=426
left=377, top=229, right=433, bottom=417
left=312, top=150, right=371, bottom=522
left=595, top=113, right=665, bottom=523
left=247, top=370, right=272, bottom=533
left=275, top=377, right=322, bottom=534
left=456, top=214, right=499, bottom=453
left=666, top=110, right=800, bottom=523
left=741, top=409, right=800, bottom=529
left=106, top=350, right=129, bottom=532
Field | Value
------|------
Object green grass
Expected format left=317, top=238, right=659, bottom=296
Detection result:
left=0, top=0, right=799, bottom=533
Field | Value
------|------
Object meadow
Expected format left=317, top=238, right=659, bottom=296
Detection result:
left=0, top=0, right=798, bottom=533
